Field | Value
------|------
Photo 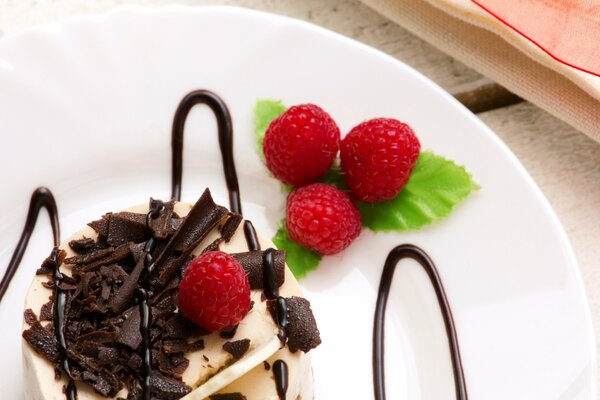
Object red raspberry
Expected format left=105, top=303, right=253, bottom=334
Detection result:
left=341, top=118, right=420, bottom=202
left=286, top=183, right=361, bottom=255
left=178, top=251, right=251, bottom=332
left=263, top=104, right=340, bottom=186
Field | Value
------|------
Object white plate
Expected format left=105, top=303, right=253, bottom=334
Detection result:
left=0, top=5, right=595, bottom=399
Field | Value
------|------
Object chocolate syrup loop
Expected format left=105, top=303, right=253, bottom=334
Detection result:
left=171, top=90, right=240, bottom=213
left=373, top=244, right=467, bottom=400
left=0, top=187, right=60, bottom=302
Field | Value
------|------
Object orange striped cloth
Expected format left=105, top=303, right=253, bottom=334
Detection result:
left=360, top=0, right=600, bottom=140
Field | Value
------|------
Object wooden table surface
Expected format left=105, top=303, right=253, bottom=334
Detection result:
left=2, top=0, right=598, bottom=394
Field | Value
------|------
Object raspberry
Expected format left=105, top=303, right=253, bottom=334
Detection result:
left=263, top=104, right=340, bottom=186
left=286, top=183, right=361, bottom=255
left=340, top=118, right=420, bottom=202
left=178, top=251, right=251, bottom=332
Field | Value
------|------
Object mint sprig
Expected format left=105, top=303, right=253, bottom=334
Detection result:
left=254, top=99, right=286, bottom=156
left=272, top=222, right=321, bottom=279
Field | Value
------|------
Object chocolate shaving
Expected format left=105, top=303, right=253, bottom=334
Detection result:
left=129, top=242, right=146, bottom=264
left=270, top=296, right=321, bottom=353
left=222, top=339, right=250, bottom=360
left=107, top=212, right=151, bottom=246
left=232, top=250, right=286, bottom=290
left=108, top=258, right=145, bottom=314
left=22, top=311, right=61, bottom=363
left=116, top=308, right=142, bottom=350
left=150, top=189, right=228, bottom=290
left=149, top=371, right=192, bottom=400
left=149, top=199, right=176, bottom=239
left=88, top=214, right=110, bottom=239
left=72, top=243, right=132, bottom=273
left=209, top=394, right=247, bottom=400
left=69, top=237, right=96, bottom=253
left=162, top=339, right=205, bottom=354
left=36, top=249, right=66, bottom=275
left=40, top=299, right=54, bottom=321
left=220, top=213, right=242, bottom=242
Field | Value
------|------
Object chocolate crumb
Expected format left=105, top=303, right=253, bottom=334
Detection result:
left=263, top=361, right=271, bottom=371
left=222, top=339, right=250, bottom=360
left=203, top=355, right=209, bottom=362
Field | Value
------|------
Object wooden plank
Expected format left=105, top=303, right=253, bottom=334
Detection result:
left=452, top=78, right=523, bottom=113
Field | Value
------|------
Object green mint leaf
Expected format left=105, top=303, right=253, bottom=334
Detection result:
left=254, top=99, right=286, bottom=156
left=272, top=221, right=321, bottom=279
left=357, top=151, right=479, bottom=231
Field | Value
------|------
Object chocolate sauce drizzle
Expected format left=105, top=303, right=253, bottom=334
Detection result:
left=0, top=188, right=76, bottom=399
left=137, top=201, right=164, bottom=400
left=373, top=244, right=467, bottom=400
left=171, top=90, right=289, bottom=399
left=272, top=359, right=289, bottom=400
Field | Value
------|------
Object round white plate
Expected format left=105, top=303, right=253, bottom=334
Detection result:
left=0, top=6, right=595, bottom=400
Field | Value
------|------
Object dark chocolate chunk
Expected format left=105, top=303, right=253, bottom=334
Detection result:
left=222, top=339, right=250, bottom=360
left=69, top=237, right=96, bottom=253
left=148, top=199, right=176, bottom=239
left=219, top=325, right=238, bottom=339
left=107, top=212, right=151, bottom=246
left=163, top=314, right=207, bottom=339
left=22, top=314, right=61, bottom=363
left=162, top=339, right=205, bottom=354
left=116, top=308, right=142, bottom=350
left=209, top=393, right=247, bottom=400
left=150, top=189, right=229, bottom=290
left=271, top=296, right=321, bottom=353
left=108, top=258, right=145, bottom=314
left=72, top=243, right=132, bottom=273
left=263, top=361, right=271, bottom=370
left=232, top=250, right=285, bottom=290
left=97, top=347, right=120, bottom=365
left=129, top=242, right=146, bottom=264
left=64, top=247, right=113, bottom=266
left=40, top=299, right=54, bottom=321
left=220, top=213, right=243, bottom=242
left=149, top=371, right=192, bottom=400
left=88, top=213, right=110, bottom=238
left=24, top=308, right=38, bottom=325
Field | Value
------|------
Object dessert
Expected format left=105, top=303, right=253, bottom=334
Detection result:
left=22, top=190, right=320, bottom=399
left=0, top=89, right=475, bottom=400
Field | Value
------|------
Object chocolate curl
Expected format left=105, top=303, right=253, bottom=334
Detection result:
left=232, top=250, right=285, bottom=290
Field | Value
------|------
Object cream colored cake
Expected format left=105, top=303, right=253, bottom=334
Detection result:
left=22, top=199, right=317, bottom=400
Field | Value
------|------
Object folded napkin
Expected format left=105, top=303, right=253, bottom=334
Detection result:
left=360, top=0, right=600, bottom=141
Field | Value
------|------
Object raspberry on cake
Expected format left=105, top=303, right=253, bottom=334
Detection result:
left=22, top=189, right=321, bottom=400
left=178, top=252, right=251, bottom=333
left=341, top=118, right=421, bottom=202
left=263, top=104, right=340, bottom=187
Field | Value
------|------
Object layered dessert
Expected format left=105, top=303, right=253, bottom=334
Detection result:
left=22, top=189, right=321, bottom=399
